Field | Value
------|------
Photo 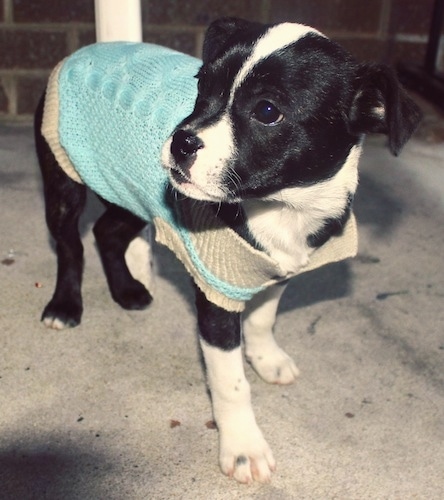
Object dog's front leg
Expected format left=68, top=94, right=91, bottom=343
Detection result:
left=195, top=288, right=275, bottom=484
left=243, top=282, right=299, bottom=384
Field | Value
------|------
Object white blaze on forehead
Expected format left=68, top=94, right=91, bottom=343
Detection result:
left=229, top=22, right=325, bottom=104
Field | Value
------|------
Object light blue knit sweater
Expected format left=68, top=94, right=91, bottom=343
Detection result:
left=42, top=43, right=358, bottom=312
left=57, top=42, right=200, bottom=224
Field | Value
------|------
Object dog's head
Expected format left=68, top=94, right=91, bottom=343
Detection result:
left=162, top=18, right=421, bottom=203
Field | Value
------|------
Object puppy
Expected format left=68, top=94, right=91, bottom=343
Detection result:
left=35, top=18, right=421, bottom=483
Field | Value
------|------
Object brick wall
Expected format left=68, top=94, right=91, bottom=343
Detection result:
left=0, top=0, right=436, bottom=122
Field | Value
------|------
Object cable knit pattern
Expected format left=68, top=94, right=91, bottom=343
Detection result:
left=56, top=42, right=200, bottom=223
left=42, top=42, right=358, bottom=312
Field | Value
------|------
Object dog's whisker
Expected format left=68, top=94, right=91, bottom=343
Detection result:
left=225, top=166, right=243, bottom=200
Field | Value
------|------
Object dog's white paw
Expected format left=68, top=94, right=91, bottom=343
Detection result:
left=42, top=315, right=71, bottom=330
left=218, top=417, right=276, bottom=484
left=246, top=342, right=300, bottom=385
left=200, top=342, right=276, bottom=483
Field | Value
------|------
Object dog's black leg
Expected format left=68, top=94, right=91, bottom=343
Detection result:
left=195, top=287, right=275, bottom=484
left=35, top=97, right=86, bottom=329
left=93, top=202, right=153, bottom=310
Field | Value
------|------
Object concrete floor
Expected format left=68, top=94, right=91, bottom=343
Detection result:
left=0, top=123, right=443, bottom=499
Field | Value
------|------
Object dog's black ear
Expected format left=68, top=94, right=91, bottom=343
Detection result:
left=202, top=17, right=256, bottom=63
left=348, top=64, right=422, bottom=156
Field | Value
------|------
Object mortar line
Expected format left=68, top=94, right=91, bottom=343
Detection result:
left=379, top=0, right=392, bottom=40
left=4, top=0, right=13, bottom=23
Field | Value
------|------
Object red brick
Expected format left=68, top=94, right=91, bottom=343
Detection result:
left=77, top=28, right=97, bottom=49
left=143, top=29, right=198, bottom=56
left=144, top=0, right=264, bottom=25
left=389, top=0, right=434, bottom=35
left=270, top=0, right=383, bottom=34
left=390, top=41, right=428, bottom=66
left=336, top=38, right=387, bottom=64
left=0, top=28, right=68, bottom=70
left=13, top=0, right=95, bottom=23
left=16, top=73, right=49, bottom=114
left=337, top=38, right=427, bottom=67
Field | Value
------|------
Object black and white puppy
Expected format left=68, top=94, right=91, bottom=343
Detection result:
left=35, top=18, right=421, bottom=484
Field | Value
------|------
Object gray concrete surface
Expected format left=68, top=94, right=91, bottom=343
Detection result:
left=0, top=124, right=443, bottom=499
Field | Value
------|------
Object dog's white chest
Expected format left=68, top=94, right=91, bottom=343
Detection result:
left=242, top=148, right=361, bottom=276
left=243, top=200, right=314, bottom=275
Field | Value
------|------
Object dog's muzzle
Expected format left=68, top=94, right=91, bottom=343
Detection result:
left=163, top=127, right=228, bottom=203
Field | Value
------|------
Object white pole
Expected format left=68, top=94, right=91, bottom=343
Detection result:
left=94, top=0, right=142, bottom=42
left=94, top=0, right=149, bottom=282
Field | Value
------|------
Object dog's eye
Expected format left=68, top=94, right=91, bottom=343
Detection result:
left=252, top=101, right=283, bottom=125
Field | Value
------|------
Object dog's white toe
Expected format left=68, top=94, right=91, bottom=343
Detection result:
left=246, top=343, right=300, bottom=385
left=42, top=315, right=73, bottom=330
left=219, top=429, right=275, bottom=484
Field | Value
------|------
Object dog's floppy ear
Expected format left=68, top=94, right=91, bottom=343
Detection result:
left=202, top=17, right=256, bottom=63
left=348, top=64, right=422, bottom=156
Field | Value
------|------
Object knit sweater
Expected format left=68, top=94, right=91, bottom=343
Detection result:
left=42, top=42, right=358, bottom=312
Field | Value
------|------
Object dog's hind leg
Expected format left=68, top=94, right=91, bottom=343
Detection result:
left=243, top=282, right=300, bottom=384
left=35, top=98, right=87, bottom=329
left=93, top=202, right=153, bottom=310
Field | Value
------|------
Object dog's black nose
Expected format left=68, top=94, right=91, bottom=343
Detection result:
left=170, top=130, right=203, bottom=164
